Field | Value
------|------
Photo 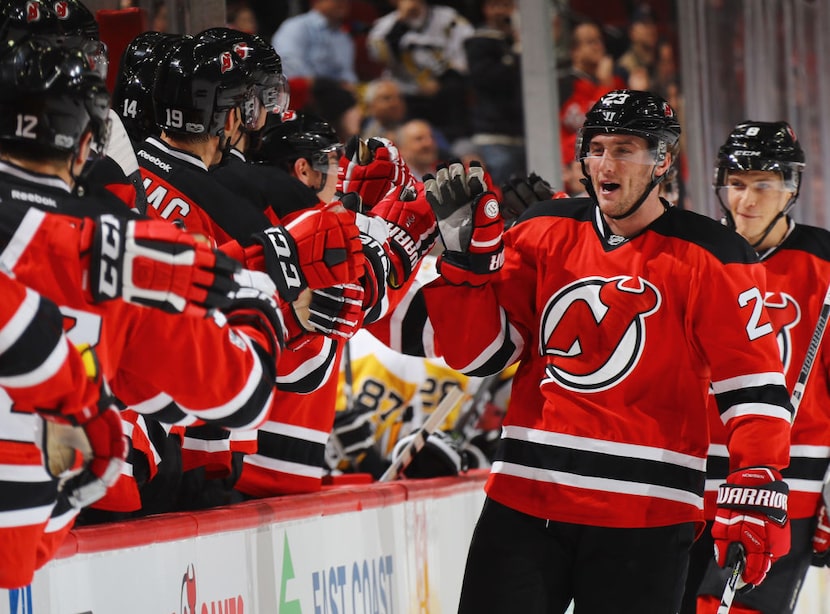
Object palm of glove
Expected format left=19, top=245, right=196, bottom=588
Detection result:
left=425, top=161, right=504, bottom=286
left=38, top=345, right=127, bottom=509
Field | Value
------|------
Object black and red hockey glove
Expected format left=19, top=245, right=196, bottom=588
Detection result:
left=337, top=136, right=415, bottom=207
left=425, top=161, right=504, bottom=287
left=88, top=214, right=240, bottom=317
left=713, top=467, right=790, bottom=588
left=306, top=283, right=366, bottom=340
left=251, top=205, right=364, bottom=302
left=371, top=183, right=438, bottom=287
left=500, top=172, right=569, bottom=223
left=37, top=345, right=127, bottom=509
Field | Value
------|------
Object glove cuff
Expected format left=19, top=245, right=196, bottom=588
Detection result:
left=718, top=467, right=789, bottom=526
left=252, top=226, right=308, bottom=302
left=90, top=214, right=126, bottom=302
left=438, top=252, right=495, bottom=287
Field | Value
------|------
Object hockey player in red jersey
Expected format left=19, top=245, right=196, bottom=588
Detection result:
left=0, top=271, right=126, bottom=588
left=419, top=90, right=793, bottom=613
left=0, top=35, right=362, bottom=535
left=683, top=122, right=830, bottom=614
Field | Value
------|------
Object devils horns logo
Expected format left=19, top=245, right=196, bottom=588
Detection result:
left=26, top=1, right=41, bottom=22
left=54, top=1, right=69, bottom=18
left=233, top=42, right=252, bottom=60
left=219, top=51, right=234, bottom=73
left=764, top=292, right=801, bottom=373
left=540, top=276, right=660, bottom=391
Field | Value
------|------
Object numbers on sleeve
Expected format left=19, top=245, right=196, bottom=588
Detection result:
left=738, top=287, right=773, bottom=341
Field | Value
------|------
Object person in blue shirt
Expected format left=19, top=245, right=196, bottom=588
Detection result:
left=271, top=0, right=358, bottom=86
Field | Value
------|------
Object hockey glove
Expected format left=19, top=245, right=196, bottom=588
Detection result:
left=305, top=284, right=365, bottom=340
left=424, top=161, right=504, bottom=287
left=391, top=430, right=468, bottom=478
left=812, top=505, right=830, bottom=566
left=251, top=205, right=364, bottom=303
left=89, top=214, right=240, bottom=317
left=371, top=183, right=438, bottom=287
left=713, top=467, right=790, bottom=588
left=354, top=212, right=392, bottom=321
left=38, top=345, right=127, bottom=509
left=500, top=172, right=569, bottom=222
left=338, top=136, right=415, bottom=207
left=224, top=269, right=287, bottom=356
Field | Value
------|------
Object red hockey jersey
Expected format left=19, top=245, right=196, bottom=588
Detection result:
left=422, top=198, right=792, bottom=530
left=705, top=221, right=830, bottom=520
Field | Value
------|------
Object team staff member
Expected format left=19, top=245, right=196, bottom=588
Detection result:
left=420, top=90, right=793, bottom=613
left=687, top=122, right=830, bottom=614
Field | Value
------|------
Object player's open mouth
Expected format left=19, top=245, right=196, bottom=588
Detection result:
left=600, top=182, right=620, bottom=193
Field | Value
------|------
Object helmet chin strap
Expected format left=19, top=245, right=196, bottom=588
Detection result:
left=580, top=161, right=667, bottom=221
left=717, top=191, right=797, bottom=250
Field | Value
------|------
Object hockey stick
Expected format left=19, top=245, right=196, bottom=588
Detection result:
left=716, top=544, right=745, bottom=614
left=379, top=386, right=464, bottom=482
left=450, top=373, right=501, bottom=442
left=790, top=281, right=830, bottom=423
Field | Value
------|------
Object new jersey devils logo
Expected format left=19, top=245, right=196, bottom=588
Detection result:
left=26, top=1, right=41, bottom=22
left=54, top=1, right=69, bottom=19
left=219, top=51, right=234, bottom=73
left=540, top=276, right=661, bottom=391
left=764, top=292, right=801, bottom=373
left=233, top=42, right=252, bottom=60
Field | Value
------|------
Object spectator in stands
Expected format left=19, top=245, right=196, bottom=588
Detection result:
left=367, top=0, right=474, bottom=144
left=360, top=77, right=407, bottom=142
left=616, top=6, right=659, bottom=91
left=557, top=18, right=626, bottom=171
left=227, top=1, right=259, bottom=34
left=464, top=0, right=525, bottom=185
left=271, top=0, right=358, bottom=87
left=396, top=118, right=440, bottom=180
left=149, top=0, right=170, bottom=32
left=304, top=77, right=363, bottom=143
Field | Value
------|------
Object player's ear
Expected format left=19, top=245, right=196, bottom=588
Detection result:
left=655, top=152, right=672, bottom=178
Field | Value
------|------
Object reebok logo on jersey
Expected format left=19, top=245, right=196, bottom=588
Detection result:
left=10, top=190, right=56, bottom=207
left=137, top=149, right=173, bottom=172
left=540, top=276, right=660, bottom=392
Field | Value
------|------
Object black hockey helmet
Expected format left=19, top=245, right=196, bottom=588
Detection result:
left=152, top=36, right=252, bottom=138
left=714, top=121, right=805, bottom=193
left=577, top=89, right=681, bottom=165
left=113, top=33, right=184, bottom=142
left=0, top=36, right=110, bottom=156
left=576, top=90, right=680, bottom=221
left=0, top=0, right=107, bottom=77
left=0, top=0, right=60, bottom=45
left=714, top=120, right=805, bottom=246
left=251, top=110, right=342, bottom=172
left=197, top=27, right=289, bottom=126
left=118, top=30, right=181, bottom=76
